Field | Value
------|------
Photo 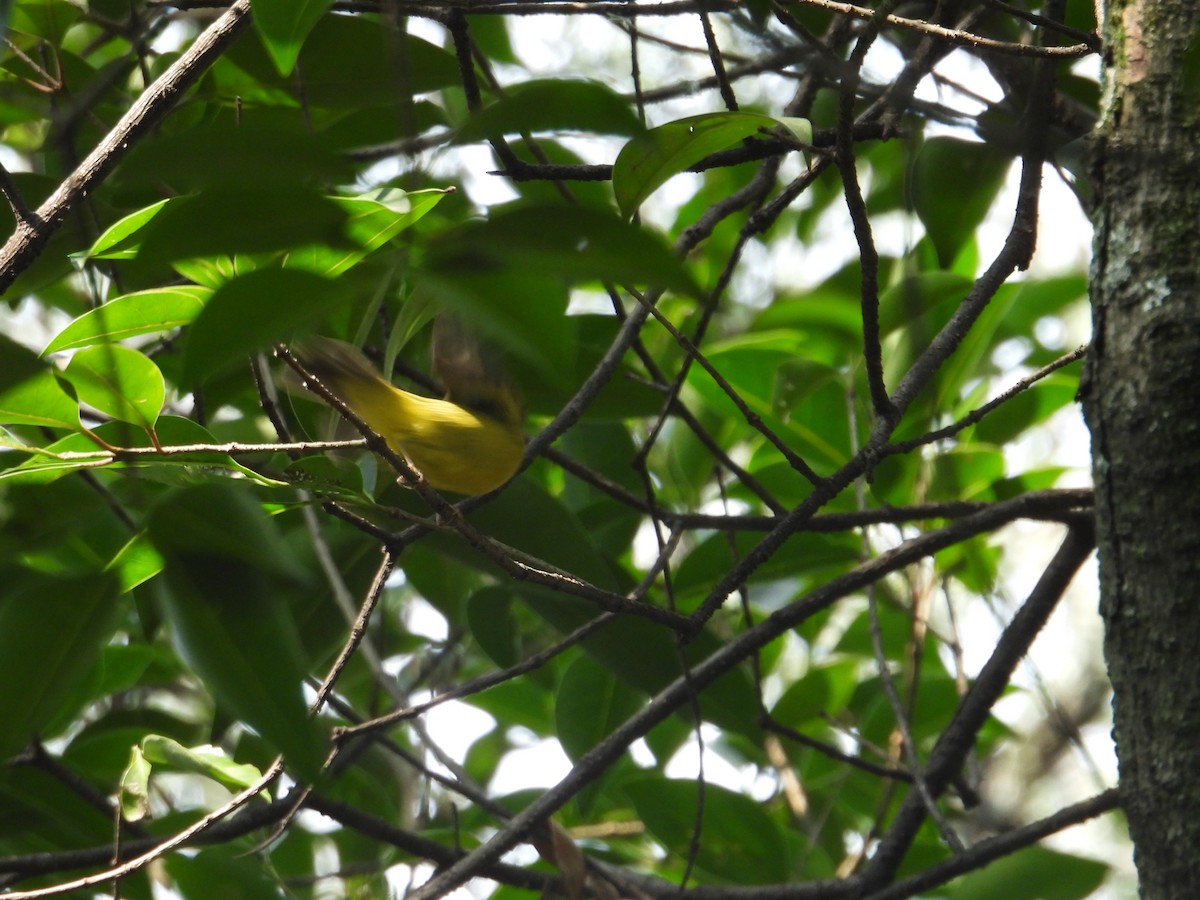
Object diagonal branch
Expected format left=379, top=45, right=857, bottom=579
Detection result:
left=862, top=519, right=1097, bottom=886
left=406, top=499, right=1088, bottom=899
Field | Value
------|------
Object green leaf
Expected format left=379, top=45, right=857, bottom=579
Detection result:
left=0, top=368, right=78, bottom=430
left=339, top=188, right=446, bottom=255
left=772, top=659, right=859, bottom=724
left=61, top=345, right=165, bottom=430
left=251, top=0, right=333, bottom=76
left=523, top=587, right=765, bottom=732
left=429, top=203, right=701, bottom=299
left=0, top=334, right=45, bottom=392
left=556, top=654, right=643, bottom=763
left=466, top=585, right=522, bottom=669
left=106, top=532, right=165, bottom=594
left=140, top=734, right=265, bottom=791
left=0, top=570, right=121, bottom=759
left=148, top=484, right=324, bottom=779
left=557, top=420, right=642, bottom=556
left=119, top=743, right=153, bottom=821
left=910, top=137, right=1012, bottom=268
left=415, top=479, right=758, bottom=735
left=752, top=287, right=864, bottom=349
left=0, top=765, right=116, bottom=853
left=43, top=285, right=211, bottom=354
left=136, top=186, right=349, bottom=264
left=881, top=271, right=976, bottom=391
left=927, top=445, right=1005, bottom=501
left=215, top=15, right=458, bottom=107
left=85, top=198, right=171, bottom=260
left=456, top=79, right=644, bottom=143
left=172, top=255, right=263, bottom=290
left=284, top=188, right=450, bottom=277
left=613, top=112, right=809, bottom=218
left=945, top=846, right=1109, bottom=900
left=181, top=267, right=346, bottom=386
left=623, top=777, right=791, bottom=883
left=972, top=372, right=1079, bottom=445
left=147, top=481, right=304, bottom=577
left=167, top=845, right=288, bottom=900
left=770, top=667, right=834, bottom=726
left=116, top=118, right=353, bottom=192
left=879, top=271, right=974, bottom=337
left=409, top=269, right=574, bottom=383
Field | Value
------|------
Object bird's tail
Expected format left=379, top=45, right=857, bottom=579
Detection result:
left=292, top=336, right=385, bottom=389
left=290, top=336, right=407, bottom=443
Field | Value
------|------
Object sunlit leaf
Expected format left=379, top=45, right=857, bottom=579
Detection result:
left=61, top=345, right=165, bottom=430
left=140, top=735, right=265, bottom=791
left=106, top=532, right=165, bottom=594
left=43, top=286, right=211, bottom=354
left=284, top=188, right=451, bottom=277
left=85, top=198, right=171, bottom=260
left=0, top=369, right=78, bottom=430
left=613, top=112, right=810, bottom=217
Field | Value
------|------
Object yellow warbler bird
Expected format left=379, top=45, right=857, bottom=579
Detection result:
left=294, top=324, right=524, bottom=496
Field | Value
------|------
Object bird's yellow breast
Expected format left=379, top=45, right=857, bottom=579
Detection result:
left=314, top=360, right=524, bottom=496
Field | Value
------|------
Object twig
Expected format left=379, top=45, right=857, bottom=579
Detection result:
left=761, top=716, right=913, bottom=782
left=885, top=48, right=1054, bottom=418
left=311, top=550, right=398, bottom=712
left=19, top=439, right=366, bottom=462
left=835, top=0, right=896, bottom=421
left=698, top=7, right=738, bottom=111
left=862, top=789, right=1119, bottom=900
left=305, top=793, right=555, bottom=891
left=10, top=741, right=151, bottom=840
left=0, top=163, right=42, bottom=228
left=0, top=793, right=293, bottom=881
left=1, top=760, right=284, bottom=898
left=867, top=578, right=964, bottom=852
left=278, top=346, right=692, bottom=629
left=634, top=292, right=822, bottom=485
left=495, top=122, right=890, bottom=183
left=783, top=0, right=1094, bottom=58
left=885, top=344, right=1089, bottom=456
left=980, top=0, right=1102, bottom=53
left=338, top=612, right=619, bottom=741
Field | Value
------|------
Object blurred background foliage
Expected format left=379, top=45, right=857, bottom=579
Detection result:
left=0, top=1, right=1121, bottom=898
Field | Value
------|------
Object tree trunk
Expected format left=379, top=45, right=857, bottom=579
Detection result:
left=1080, top=2, right=1200, bottom=897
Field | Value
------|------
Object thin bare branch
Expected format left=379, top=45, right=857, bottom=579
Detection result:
left=783, top=0, right=1094, bottom=57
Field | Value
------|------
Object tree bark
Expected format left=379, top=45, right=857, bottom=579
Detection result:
left=1080, top=2, right=1200, bottom=896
